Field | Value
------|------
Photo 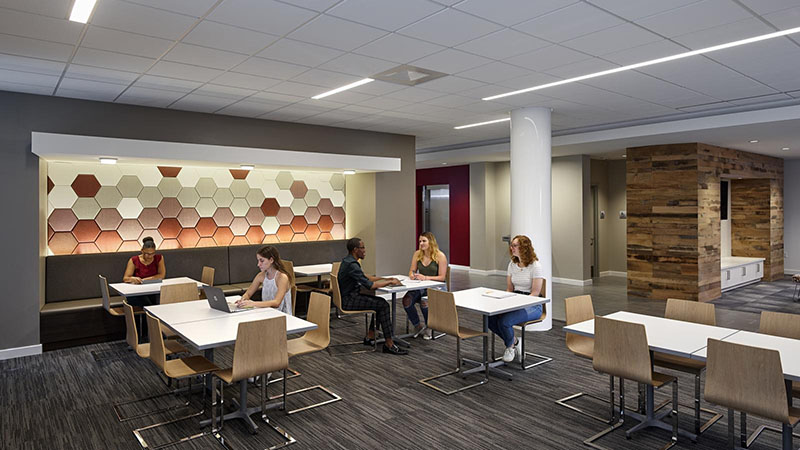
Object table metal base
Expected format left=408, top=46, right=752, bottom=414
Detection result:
left=199, top=380, right=282, bottom=433
left=626, top=385, right=697, bottom=442
left=461, top=358, right=513, bottom=380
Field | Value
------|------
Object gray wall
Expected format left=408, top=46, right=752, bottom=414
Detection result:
left=469, top=162, right=510, bottom=272
left=551, top=155, right=592, bottom=281
left=0, top=90, right=415, bottom=351
left=785, top=159, right=800, bottom=273
left=590, top=159, right=627, bottom=274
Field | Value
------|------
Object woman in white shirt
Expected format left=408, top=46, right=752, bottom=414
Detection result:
left=236, top=246, right=293, bottom=315
left=488, top=235, right=544, bottom=362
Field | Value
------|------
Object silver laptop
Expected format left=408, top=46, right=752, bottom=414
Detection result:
left=141, top=278, right=162, bottom=285
left=204, top=286, right=248, bottom=313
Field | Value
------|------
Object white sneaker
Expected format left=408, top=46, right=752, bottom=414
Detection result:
left=502, top=346, right=516, bottom=363
left=413, top=324, right=426, bottom=338
left=514, top=337, right=523, bottom=362
left=422, top=328, right=433, bottom=340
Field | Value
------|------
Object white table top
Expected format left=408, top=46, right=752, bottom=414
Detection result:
left=145, top=298, right=260, bottom=326
left=692, top=331, right=800, bottom=382
left=110, top=277, right=204, bottom=297
left=563, top=311, right=740, bottom=358
left=452, top=287, right=550, bottom=316
left=168, top=308, right=317, bottom=350
left=294, top=263, right=333, bottom=276
left=375, top=275, right=445, bottom=294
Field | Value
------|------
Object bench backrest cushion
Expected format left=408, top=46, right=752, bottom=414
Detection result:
left=228, top=240, right=347, bottom=284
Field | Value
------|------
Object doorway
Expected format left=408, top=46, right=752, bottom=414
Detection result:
left=421, top=184, right=450, bottom=258
left=591, top=185, right=599, bottom=279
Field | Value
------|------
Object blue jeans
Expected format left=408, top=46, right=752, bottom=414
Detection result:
left=488, top=304, right=543, bottom=348
left=402, top=289, right=428, bottom=327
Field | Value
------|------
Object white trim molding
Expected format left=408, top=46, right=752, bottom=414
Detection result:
left=600, top=271, right=627, bottom=278
left=469, top=268, right=506, bottom=276
left=449, top=264, right=470, bottom=272
left=785, top=269, right=800, bottom=275
left=552, top=277, right=593, bottom=286
left=0, top=344, right=42, bottom=361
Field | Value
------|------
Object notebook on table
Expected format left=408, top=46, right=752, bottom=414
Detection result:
left=141, top=279, right=162, bottom=285
left=481, top=290, right=515, bottom=299
left=204, top=286, right=249, bottom=313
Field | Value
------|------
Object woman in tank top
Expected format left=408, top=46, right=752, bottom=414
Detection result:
left=122, top=236, right=165, bottom=306
left=236, top=246, right=293, bottom=315
left=403, top=232, right=448, bottom=340
left=489, top=235, right=544, bottom=363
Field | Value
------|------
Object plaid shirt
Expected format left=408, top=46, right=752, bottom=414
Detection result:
left=337, top=255, right=373, bottom=298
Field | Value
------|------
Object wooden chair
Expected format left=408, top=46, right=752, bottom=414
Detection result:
left=585, top=316, right=679, bottom=450
left=199, top=266, right=215, bottom=299
left=419, top=289, right=487, bottom=395
left=93, top=275, right=141, bottom=362
left=270, top=292, right=342, bottom=414
left=159, top=282, right=199, bottom=338
left=133, top=314, right=220, bottom=450
left=756, top=311, right=800, bottom=440
left=327, top=274, right=377, bottom=354
left=211, top=316, right=296, bottom=449
left=113, top=302, right=189, bottom=422
left=491, top=279, right=552, bottom=370
left=407, top=266, right=450, bottom=340
left=705, top=338, right=800, bottom=450
left=653, top=298, right=723, bottom=435
left=556, top=295, right=614, bottom=424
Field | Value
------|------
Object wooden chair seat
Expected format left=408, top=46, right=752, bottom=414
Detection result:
left=654, top=352, right=706, bottom=375
left=457, top=326, right=486, bottom=339
left=793, top=381, right=800, bottom=398
left=287, top=339, right=325, bottom=358
left=135, top=339, right=188, bottom=359
left=164, top=355, right=220, bottom=379
left=569, top=335, right=594, bottom=359
left=789, top=407, right=800, bottom=426
left=651, top=371, right=677, bottom=388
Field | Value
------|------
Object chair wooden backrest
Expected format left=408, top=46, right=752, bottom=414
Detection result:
left=160, top=282, right=199, bottom=304
left=146, top=313, right=167, bottom=372
left=565, top=295, right=594, bottom=352
left=230, top=316, right=288, bottom=383
left=705, top=338, right=789, bottom=423
left=445, top=265, right=451, bottom=291
left=426, top=289, right=460, bottom=336
left=593, top=316, right=654, bottom=385
left=330, top=274, right=343, bottom=310
left=283, top=260, right=295, bottom=286
left=665, top=298, right=715, bottom=326
left=291, top=285, right=297, bottom=316
left=539, top=278, right=547, bottom=298
left=304, top=292, right=331, bottom=349
left=760, top=311, right=800, bottom=340
left=99, top=275, right=112, bottom=312
left=123, top=302, right=140, bottom=354
left=201, top=266, right=215, bottom=286
left=331, top=261, right=341, bottom=276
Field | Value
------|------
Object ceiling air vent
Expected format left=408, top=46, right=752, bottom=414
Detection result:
left=371, top=64, right=448, bottom=86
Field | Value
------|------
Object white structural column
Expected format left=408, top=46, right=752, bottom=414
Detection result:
left=510, top=107, right=552, bottom=331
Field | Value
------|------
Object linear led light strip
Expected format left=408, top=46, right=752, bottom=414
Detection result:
left=312, top=78, right=374, bottom=100
left=483, top=25, right=800, bottom=101
left=454, top=117, right=510, bottom=129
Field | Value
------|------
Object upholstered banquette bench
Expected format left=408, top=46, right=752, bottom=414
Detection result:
left=41, top=240, right=346, bottom=350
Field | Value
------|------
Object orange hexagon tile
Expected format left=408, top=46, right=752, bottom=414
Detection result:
left=118, top=219, right=144, bottom=241
left=231, top=236, right=249, bottom=246
left=230, top=217, right=249, bottom=236
left=263, top=234, right=279, bottom=244
left=48, top=225, right=54, bottom=241
left=229, top=169, right=250, bottom=180
left=290, top=180, right=307, bottom=198
left=71, top=174, right=101, bottom=197
left=331, top=223, right=345, bottom=239
left=95, top=209, right=123, bottom=231
left=74, top=243, right=101, bottom=254
left=196, top=217, right=217, bottom=237
left=317, top=198, right=333, bottom=215
left=246, top=226, right=265, bottom=244
left=47, top=177, right=54, bottom=194
left=304, top=207, right=320, bottom=224
left=49, top=209, right=78, bottom=232
left=276, top=207, right=294, bottom=225
left=213, top=227, right=234, bottom=246
left=177, top=228, right=200, bottom=248
left=260, top=198, right=280, bottom=216
left=177, top=208, right=200, bottom=228
left=49, top=232, right=78, bottom=254
left=157, top=166, right=182, bottom=177
left=318, top=215, right=334, bottom=233
left=331, top=207, right=345, bottom=224
left=213, top=208, right=234, bottom=227
left=158, top=218, right=181, bottom=239
left=290, top=216, right=307, bottom=233
left=138, top=208, right=163, bottom=229
left=276, top=225, right=294, bottom=242
left=160, top=239, right=181, bottom=249
left=291, top=233, right=307, bottom=242
left=305, top=224, right=321, bottom=241
left=158, top=197, right=182, bottom=218
left=319, top=232, right=333, bottom=241
left=197, top=237, right=217, bottom=247
left=118, top=240, right=142, bottom=252
left=95, top=231, right=122, bottom=252
left=72, top=220, right=101, bottom=242
left=245, top=207, right=265, bottom=226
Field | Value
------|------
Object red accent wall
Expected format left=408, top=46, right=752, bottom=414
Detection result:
left=416, top=165, right=469, bottom=266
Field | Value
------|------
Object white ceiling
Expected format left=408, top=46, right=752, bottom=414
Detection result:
left=2, top=0, right=800, bottom=155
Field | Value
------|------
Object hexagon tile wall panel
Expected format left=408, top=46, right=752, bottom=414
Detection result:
left=46, top=162, right=346, bottom=255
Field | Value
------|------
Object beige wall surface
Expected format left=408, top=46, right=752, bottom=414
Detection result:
left=551, top=155, right=591, bottom=281
left=346, top=173, right=377, bottom=275
left=785, top=160, right=800, bottom=273
left=469, top=162, right=512, bottom=273
left=606, top=160, right=628, bottom=272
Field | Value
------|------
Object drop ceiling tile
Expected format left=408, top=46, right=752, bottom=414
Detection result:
left=91, top=0, right=198, bottom=40
left=208, top=0, right=318, bottom=35
left=257, top=38, right=343, bottom=67
left=170, top=93, right=238, bottom=113
left=0, top=68, right=59, bottom=88
left=194, top=83, right=257, bottom=100
left=356, top=95, right=412, bottom=110
left=583, top=71, right=714, bottom=107
left=513, top=3, right=623, bottom=43
left=639, top=58, right=778, bottom=100
left=250, top=91, right=305, bottom=104
left=457, top=61, right=531, bottom=83
left=56, top=78, right=128, bottom=100
left=504, top=45, right=591, bottom=71
left=183, top=20, right=279, bottom=54
left=124, top=0, right=218, bottom=17
left=398, top=9, right=502, bottom=47
left=289, top=15, right=388, bottom=51
left=740, top=0, right=799, bottom=15
left=73, top=47, right=155, bottom=72
left=411, top=49, right=492, bottom=75
left=65, top=65, right=139, bottom=85
left=544, top=58, right=618, bottom=79
left=328, top=0, right=444, bottom=31
left=454, top=0, right=578, bottom=26
left=354, top=33, right=445, bottom=64
left=279, top=0, right=340, bottom=11
left=148, top=60, right=224, bottom=82
left=218, top=99, right=284, bottom=117
left=338, top=104, right=383, bottom=115
left=266, top=80, right=327, bottom=97
left=588, top=0, right=700, bottom=21
left=232, top=57, right=309, bottom=79
left=0, top=54, right=64, bottom=76
left=422, top=94, right=475, bottom=108
left=637, top=0, right=751, bottom=38
left=707, top=39, right=800, bottom=92
left=0, top=34, right=74, bottom=61
left=262, top=103, right=326, bottom=118
left=292, top=68, right=365, bottom=88
left=132, top=74, right=202, bottom=92
left=80, top=26, right=173, bottom=59
left=0, top=7, right=83, bottom=44
left=602, top=39, right=686, bottom=65
left=321, top=90, right=373, bottom=104
left=562, top=23, right=663, bottom=56
left=317, top=53, right=397, bottom=77
left=456, top=28, right=550, bottom=61
left=164, top=43, right=249, bottom=70
left=348, top=79, right=404, bottom=95
left=728, top=93, right=792, bottom=105
left=0, top=0, right=71, bottom=19
left=211, top=71, right=281, bottom=90
left=384, top=86, right=444, bottom=102
left=413, top=75, right=486, bottom=94
left=673, top=17, right=774, bottom=50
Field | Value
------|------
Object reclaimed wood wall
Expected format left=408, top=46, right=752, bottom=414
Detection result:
left=627, top=143, right=783, bottom=302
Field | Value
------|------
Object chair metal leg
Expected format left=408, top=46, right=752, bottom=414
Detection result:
left=133, top=374, right=211, bottom=449
left=419, top=336, right=488, bottom=395
left=584, top=376, right=625, bottom=450
left=689, top=372, right=723, bottom=435
left=519, top=327, right=552, bottom=370
left=327, top=313, right=378, bottom=356
left=747, top=424, right=800, bottom=448
left=555, top=374, right=617, bottom=424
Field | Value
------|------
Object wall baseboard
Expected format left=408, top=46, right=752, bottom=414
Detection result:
left=553, top=277, right=593, bottom=286
left=785, top=269, right=800, bottom=275
left=600, top=271, right=627, bottom=278
left=469, top=268, right=505, bottom=276
left=449, top=264, right=470, bottom=272
left=0, top=344, right=42, bottom=361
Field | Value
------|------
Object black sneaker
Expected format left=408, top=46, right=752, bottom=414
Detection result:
left=363, top=337, right=376, bottom=346
left=382, top=343, right=408, bottom=355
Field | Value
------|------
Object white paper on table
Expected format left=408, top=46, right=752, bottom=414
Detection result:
left=481, top=290, right=514, bottom=299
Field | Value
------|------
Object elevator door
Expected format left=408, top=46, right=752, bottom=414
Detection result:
left=422, top=184, right=450, bottom=258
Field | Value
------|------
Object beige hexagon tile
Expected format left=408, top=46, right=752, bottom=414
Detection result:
left=317, top=181, right=334, bottom=198
left=177, top=187, right=200, bottom=207
left=122, top=165, right=162, bottom=187
left=211, top=168, right=233, bottom=188
left=260, top=179, right=280, bottom=197
left=230, top=198, right=250, bottom=216
left=261, top=216, right=280, bottom=235
left=245, top=188, right=264, bottom=207
left=213, top=188, right=234, bottom=207
left=157, top=177, right=182, bottom=198
left=176, top=167, right=200, bottom=187
left=117, top=175, right=144, bottom=197
left=275, top=171, right=294, bottom=189
left=48, top=162, right=79, bottom=185
left=290, top=198, right=307, bottom=215
left=177, top=208, right=200, bottom=228
left=304, top=189, right=321, bottom=207
left=118, top=198, right=144, bottom=219
left=196, top=198, right=217, bottom=217
left=139, top=230, right=163, bottom=249
left=331, top=223, right=345, bottom=239
left=244, top=170, right=265, bottom=188
left=195, top=177, right=217, bottom=197
left=331, top=190, right=345, bottom=207
left=95, top=186, right=123, bottom=208
left=138, top=186, right=163, bottom=208
left=229, top=179, right=249, bottom=198
left=230, top=217, right=249, bottom=236
left=49, top=185, right=78, bottom=208
left=73, top=197, right=101, bottom=220
left=276, top=190, right=294, bottom=207
left=93, top=164, right=122, bottom=186
left=329, top=173, right=345, bottom=190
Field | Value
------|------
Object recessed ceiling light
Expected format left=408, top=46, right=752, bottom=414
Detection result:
left=69, top=0, right=97, bottom=23
left=483, top=25, right=800, bottom=101
left=343, top=170, right=356, bottom=175
left=441, top=162, right=447, bottom=165
left=454, top=117, right=510, bottom=129
left=99, top=157, right=117, bottom=165
left=312, top=78, right=373, bottom=100
left=622, top=155, right=626, bottom=158
left=240, top=164, right=254, bottom=171
left=749, top=140, right=759, bottom=143
left=783, top=147, right=790, bottom=151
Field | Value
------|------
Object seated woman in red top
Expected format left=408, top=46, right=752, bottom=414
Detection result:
left=122, top=236, right=166, bottom=306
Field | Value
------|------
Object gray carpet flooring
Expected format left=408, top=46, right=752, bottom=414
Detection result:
left=713, top=275, right=800, bottom=315
left=2, top=306, right=788, bottom=450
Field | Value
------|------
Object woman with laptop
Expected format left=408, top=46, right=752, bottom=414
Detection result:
left=488, top=235, right=544, bottom=363
left=236, top=246, right=292, bottom=315
left=402, top=231, right=448, bottom=340
left=122, top=236, right=165, bottom=306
